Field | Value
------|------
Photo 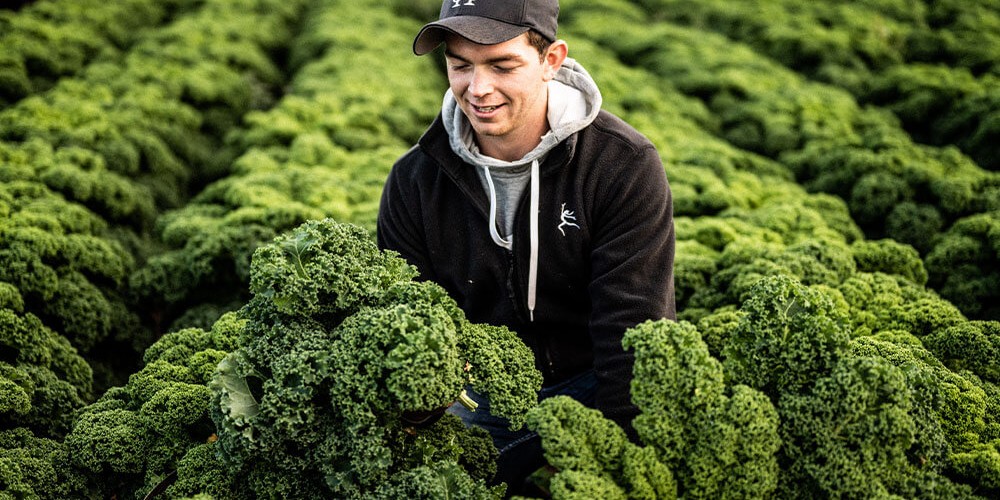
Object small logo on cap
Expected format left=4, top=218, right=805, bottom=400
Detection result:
left=451, top=0, right=475, bottom=7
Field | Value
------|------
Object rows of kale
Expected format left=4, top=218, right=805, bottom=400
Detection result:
left=1, top=0, right=204, bottom=107
left=1, top=0, right=450, bottom=496
left=601, top=0, right=1000, bottom=320
left=525, top=2, right=999, bottom=495
left=0, top=0, right=309, bottom=487
left=2, top=0, right=999, bottom=497
left=632, top=0, right=1000, bottom=172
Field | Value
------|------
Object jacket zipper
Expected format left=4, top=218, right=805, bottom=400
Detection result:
left=505, top=249, right=527, bottom=323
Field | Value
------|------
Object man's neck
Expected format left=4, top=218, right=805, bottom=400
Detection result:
left=476, top=117, right=550, bottom=162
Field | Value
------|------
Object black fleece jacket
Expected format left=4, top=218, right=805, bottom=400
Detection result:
left=377, top=109, right=676, bottom=430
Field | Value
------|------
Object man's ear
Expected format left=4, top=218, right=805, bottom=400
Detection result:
left=543, top=40, right=569, bottom=81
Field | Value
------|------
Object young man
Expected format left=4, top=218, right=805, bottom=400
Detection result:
left=377, top=0, right=675, bottom=490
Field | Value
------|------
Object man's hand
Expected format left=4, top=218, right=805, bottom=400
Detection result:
left=401, top=405, right=451, bottom=428
left=400, top=389, right=478, bottom=429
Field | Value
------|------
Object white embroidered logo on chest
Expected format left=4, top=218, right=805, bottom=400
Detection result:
left=558, top=203, right=581, bottom=236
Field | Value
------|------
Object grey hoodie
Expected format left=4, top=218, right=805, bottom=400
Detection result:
left=441, top=57, right=603, bottom=320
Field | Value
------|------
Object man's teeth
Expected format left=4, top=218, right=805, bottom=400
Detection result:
left=476, top=105, right=497, bottom=112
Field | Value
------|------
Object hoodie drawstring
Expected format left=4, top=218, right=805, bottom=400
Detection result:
left=481, top=160, right=540, bottom=322
left=527, top=159, right=539, bottom=322
left=482, top=165, right=512, bottom=250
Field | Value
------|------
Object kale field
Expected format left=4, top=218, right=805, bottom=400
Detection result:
left=1, top=0, right=999, bottom=497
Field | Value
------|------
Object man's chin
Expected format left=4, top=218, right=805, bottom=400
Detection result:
left=469, top=123, right=508, bottom=138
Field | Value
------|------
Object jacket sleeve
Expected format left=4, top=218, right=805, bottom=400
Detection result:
left=376, top=156, right=435, bottom=281
left=588, top=143, right=676, bottom=436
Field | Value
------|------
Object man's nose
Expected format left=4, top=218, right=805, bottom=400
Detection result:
left=468, top=68, right=494, bottom=97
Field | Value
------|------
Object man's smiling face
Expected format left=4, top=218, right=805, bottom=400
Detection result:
left=444, top=33, right=563, bottom=161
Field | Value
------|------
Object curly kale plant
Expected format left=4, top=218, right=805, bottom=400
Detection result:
left=526, top=276, right=984, bottom=499
left=0, top=427, right=86, bottom=499
left=723, top=275, right=852, bottom=395
left=527, top=395, right=676, bottom=500
left=850, top=333, right=999, bottom=496
left=851, top=238, right=928, bottom=286
left=0, top=302, right=93, bottom=439
left=924, top=321, right=1000, bottom=384
left=837, top=271, right=967, bottom=337
left=625, top=319, right=781, bottom=499
left=925, top=212, right=1000, bottom=320
left=526, top=317, right=781, bottom=500
left=207, top=218, right=542, bottom=498
left=59, top=312, right=241, bottom=499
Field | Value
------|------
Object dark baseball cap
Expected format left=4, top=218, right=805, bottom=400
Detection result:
left=413, top=0, right=559, bottom=56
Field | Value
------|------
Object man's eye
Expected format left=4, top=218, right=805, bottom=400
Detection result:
left=495, top=66, right=515, bottom=73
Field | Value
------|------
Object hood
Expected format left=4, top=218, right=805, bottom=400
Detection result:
left=439, top=57, right=602, bottom=323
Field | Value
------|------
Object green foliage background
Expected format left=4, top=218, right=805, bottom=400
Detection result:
left=1, top=0, right=999, bottom=498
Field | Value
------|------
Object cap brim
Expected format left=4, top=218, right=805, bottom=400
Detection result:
left=413, top=16, right=531, bottom=55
